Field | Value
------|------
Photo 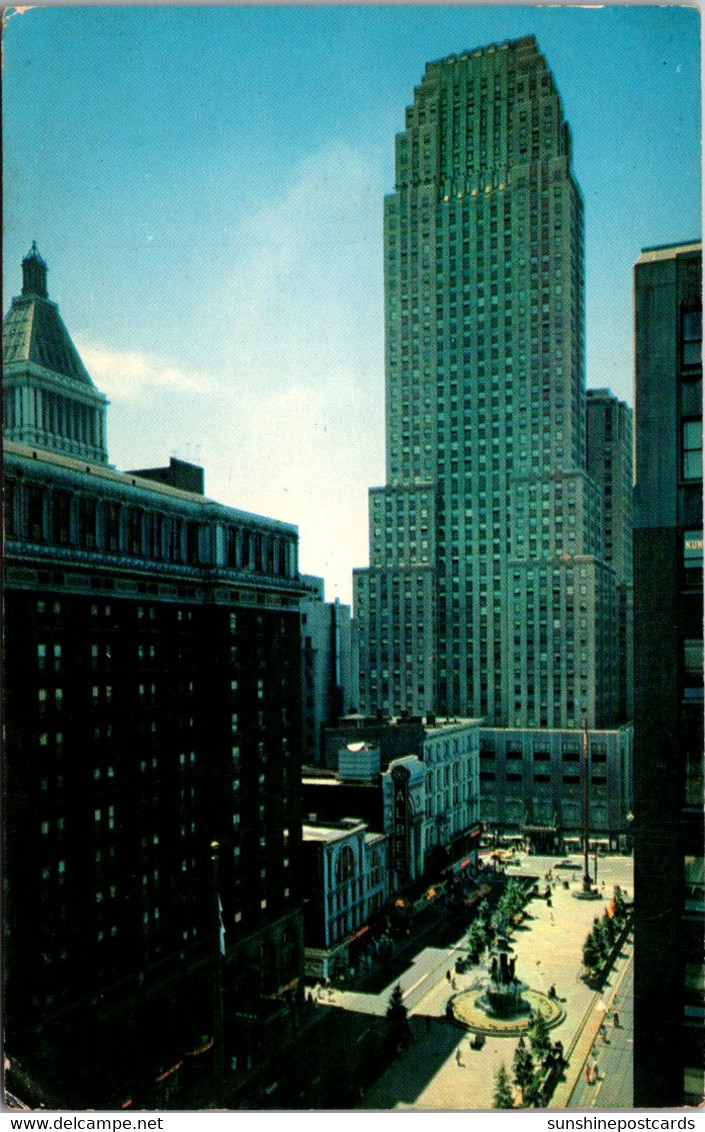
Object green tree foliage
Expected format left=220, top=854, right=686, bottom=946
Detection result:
left=475, top=901, right=491, bottom=947
left=386, top=983, right=407, bottom=1025
left=594, top=916, right=611, bottom=958
left=529, top=1010, right=552, bottom=1061
left=387, top=982, right=414, bottom=1059
left=583, top=930, right=601, bottom=972
left=602, top=910, right=616, bottom=948
left=466, top=919, right=486, bottom=962
left=512, top=1037, right=537, bottom=1105
left=496, top=879, right=525, bottom=926
left=493, top=1063, right=514, bottom=1109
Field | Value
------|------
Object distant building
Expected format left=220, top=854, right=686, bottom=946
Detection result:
left=354, top=37, right=623, bottom=731
left=300, top=575, right=354, bottom=763
left=303, top=761, right=384, bottom=835
left=128, top=456, right=205, bottom=495
left=586, top=389, right=634, bottom=718
left=301, top=818, right=388, bottom=980
left=478, top=726, right=633, bottom=853
left=322, top=712, right=426, bottom=771
left=3, top=246, right=307, bottom=1108
left=305, top=716, right=481, bottom=890
left=632, top=241, right=703, bottom=1107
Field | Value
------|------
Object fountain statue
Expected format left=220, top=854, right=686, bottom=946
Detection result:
left=477, top=948, right=531, bottom=1019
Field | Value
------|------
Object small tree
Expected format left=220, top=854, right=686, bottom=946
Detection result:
left=529, top=1009, right=552, bottom=1062
left=475, top=903, right=491, bottom=947
left=602, top=910, right=616, bottom=948
left=466, top=921, right=484, bottom=963
left=523, top=1071, right=544, bottom=1109
left=505, top=879, right=525, bottom=918
left=386, top=983, right=410, bottom=1050
left=583, top=930, right=600, bottom=973
left=512, top=1036, right=536, bottom=1106
left=493, top=1063, right=514, bottom=1109
left=387, top=982, right=407, bottom=1023
left=594, top=916, right=611, bottom=958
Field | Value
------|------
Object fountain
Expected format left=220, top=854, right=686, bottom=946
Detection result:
left=450, top=947, right=564, bottom=1037
left=478, top=950, right=531, bottom=1019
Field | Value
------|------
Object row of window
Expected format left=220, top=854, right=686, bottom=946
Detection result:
left=6, top=477, right=297, bottom=578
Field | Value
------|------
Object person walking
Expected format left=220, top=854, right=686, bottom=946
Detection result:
left=455, top=1048, right=463, bottom=1067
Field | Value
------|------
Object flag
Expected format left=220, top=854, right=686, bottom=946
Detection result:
left=218, top=895, right=226, bottom=955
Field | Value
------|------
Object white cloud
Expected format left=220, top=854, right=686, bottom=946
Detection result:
left=74, top=339, right=217, bottom=403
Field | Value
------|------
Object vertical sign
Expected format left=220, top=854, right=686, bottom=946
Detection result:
left=391, top=764, right=410, bottom=885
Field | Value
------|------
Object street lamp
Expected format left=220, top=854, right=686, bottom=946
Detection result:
left=626, top=810, right=634, bottom=854
left=211, top=840, right=225, bottom=1104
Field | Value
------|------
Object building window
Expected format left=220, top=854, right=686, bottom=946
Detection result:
left=684, top=855, right=704, bottom=911
left=683, top=639, right=704, bottom=700
left=683, top=529, right=703, bottom=585
left=335, top=845, right=355, bottom=887
left=682, top=419, right=702, bottom=480
left=682, top=306, right=702, bottom=371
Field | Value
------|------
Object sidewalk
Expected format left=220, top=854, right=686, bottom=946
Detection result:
left=551, top=932, right=634, bottom=1108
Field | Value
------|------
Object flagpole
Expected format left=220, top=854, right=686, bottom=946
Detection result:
left=210, top=839, right=225, bottom=1104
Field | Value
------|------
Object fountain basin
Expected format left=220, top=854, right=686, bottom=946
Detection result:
left=451, top=987, right=564, bottom=1037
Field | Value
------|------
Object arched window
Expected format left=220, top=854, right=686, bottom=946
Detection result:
left=335, top=845, right=355, bottom=887
left=370, top=848, right=381, bottom=887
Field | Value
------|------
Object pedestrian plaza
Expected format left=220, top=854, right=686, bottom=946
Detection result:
left=321, top=852, right=635, bottom=1110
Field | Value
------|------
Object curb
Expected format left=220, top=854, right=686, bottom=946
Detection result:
left=550, top=934, right=633, bottom=1109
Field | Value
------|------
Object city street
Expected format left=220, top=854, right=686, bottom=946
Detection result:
left=314, top=852, right=633, bottom=1109
left=567, top=949, right=634, bottom=1109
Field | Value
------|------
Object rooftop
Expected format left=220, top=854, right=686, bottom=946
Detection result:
left=4, top=440, right=299, bottom=535
left=637, top=241, right=702, bottom=264
left=302, top=818, right=367, bottom=843
left=3, top=244, right=96, bottom=387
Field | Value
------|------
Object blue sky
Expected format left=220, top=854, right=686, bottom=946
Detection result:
left=3, top=4, right=701, bottom=602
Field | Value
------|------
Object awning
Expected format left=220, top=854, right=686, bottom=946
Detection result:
left=278, top=976, right=300, bottom=994
left=185, top=1037, right=214, bottom=1058
left=349, top=925, right=370, bottom=943
left=155, top=1060, right=183, bottom=1084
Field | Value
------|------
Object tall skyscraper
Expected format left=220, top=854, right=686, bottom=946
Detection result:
left=586, top=389, right=634, bottom=719
left=632, top=241, right=703, bottom=1107
left=354, top=36, right=619, bottom=730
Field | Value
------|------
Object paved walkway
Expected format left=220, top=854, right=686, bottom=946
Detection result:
left=557, top=942, right=634, bottom=1109
left=342, top=854, right=634, bottom=1110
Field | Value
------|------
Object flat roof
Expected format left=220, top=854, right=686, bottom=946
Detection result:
left=4, top=440, right=298, bottom=534
left=637, top=241, right=702, bottom=264
left=302, top=819, right=366, bottom=843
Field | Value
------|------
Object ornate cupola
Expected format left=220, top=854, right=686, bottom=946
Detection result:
left=3, top=244, right=109, bottom=465
left=22, top=241, right=48, bottom=299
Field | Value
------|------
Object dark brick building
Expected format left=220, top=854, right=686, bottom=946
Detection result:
left=633, top=241, right=703, bottom=1107
left=3, top=246, right=307, bottom=1107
